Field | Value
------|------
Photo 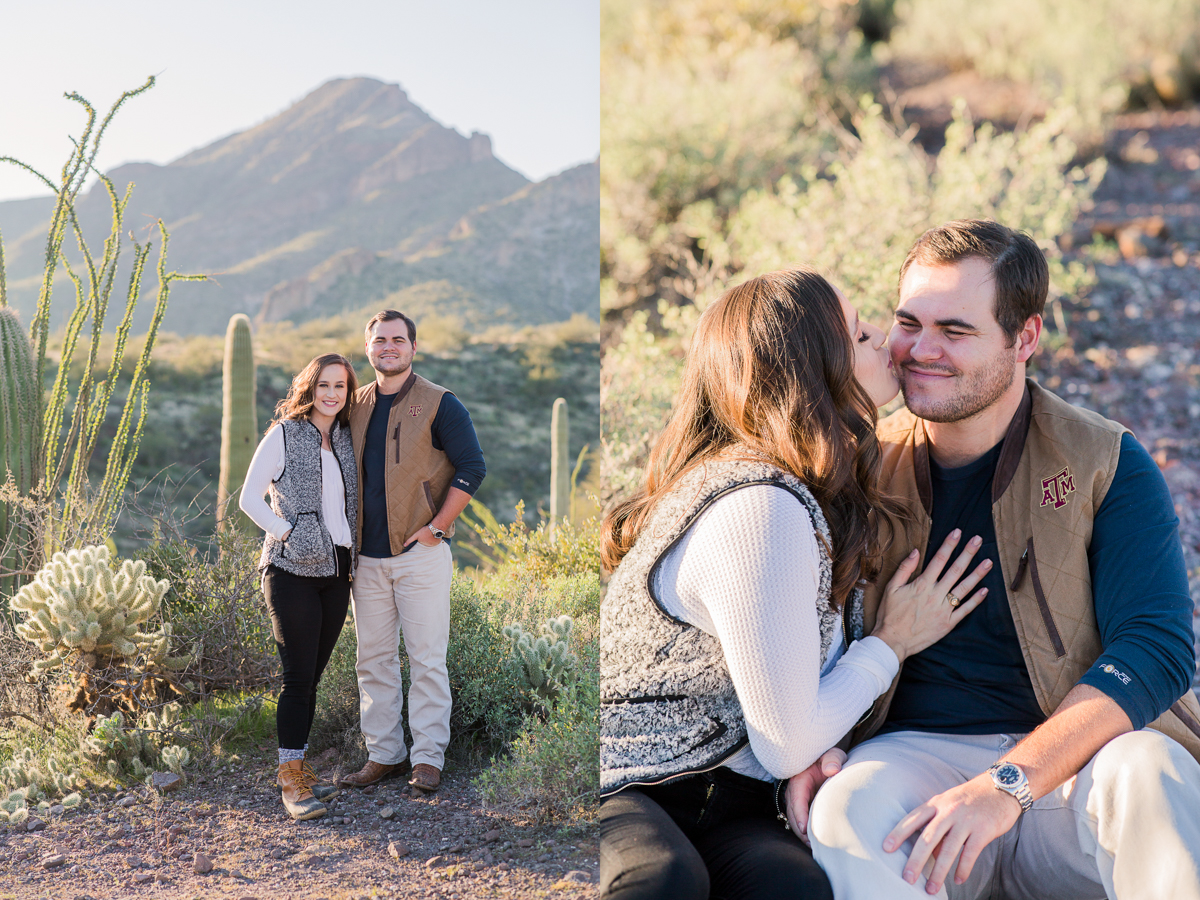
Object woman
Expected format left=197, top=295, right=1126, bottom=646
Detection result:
left=240, top=352, right=359, bottom=821
left=599, top=269, right=991, bottom=899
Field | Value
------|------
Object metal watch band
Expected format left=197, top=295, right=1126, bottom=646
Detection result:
left=428, top=525, right=446, bottom=539
left=987, top=762, right=1033, bottom=812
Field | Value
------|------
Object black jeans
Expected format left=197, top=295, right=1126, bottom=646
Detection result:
left=600, top=768, right=833, bottom=900
left=261, top=546, right=351, bottom=750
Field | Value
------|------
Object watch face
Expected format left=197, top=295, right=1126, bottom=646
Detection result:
left=994, top=764, right=1022, bottom=786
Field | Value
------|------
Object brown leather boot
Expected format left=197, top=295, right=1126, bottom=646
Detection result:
left=409, top=763, right=441, bottom=794
left=277, top=760, right=326, bottom=820
left=338, top=759, right=408, bottom=788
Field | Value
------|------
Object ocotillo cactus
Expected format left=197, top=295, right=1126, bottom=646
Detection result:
left=8, top=544, right=184, bottom=673
left=550, top=397, right=570, bottom=530
left=0, top=306, right=37, bottom=603
left=217, top=314, right=257, bottom=532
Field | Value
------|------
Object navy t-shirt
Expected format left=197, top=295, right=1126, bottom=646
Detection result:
left=359, top=385, right=486, bottom=559
left=882, top=432, right=1194, bottom=735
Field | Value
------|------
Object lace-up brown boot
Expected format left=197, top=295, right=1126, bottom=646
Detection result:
left=277, top=759, right=327, bottom=821
left=301, top=758, right=339, bottom=801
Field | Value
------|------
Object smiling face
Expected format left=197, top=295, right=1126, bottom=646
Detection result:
left=890, top=257, right=1037, bottom=423
left=839, top=288, right=899, bottom=409
left=313, top=364, right=350, bottom=419
left=365, top=318, right=416, bottom=378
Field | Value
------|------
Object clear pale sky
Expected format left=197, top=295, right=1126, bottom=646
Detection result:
left=0, top=0, right=599, bottom=202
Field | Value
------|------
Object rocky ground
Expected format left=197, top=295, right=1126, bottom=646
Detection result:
left=0, top=751, right=597, bottom=900
left=1036, top=106, right=1200, bottom=686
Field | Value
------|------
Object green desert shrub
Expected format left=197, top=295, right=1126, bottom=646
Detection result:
left=475, top=642, right=599, bottom=824
left=889, top=0, right=1200, bottom=135
left=460, top=499, right=600, bottom=583
left=139, top=527, right=277, bottom=694
left=602, top=0, right=872, bottom=313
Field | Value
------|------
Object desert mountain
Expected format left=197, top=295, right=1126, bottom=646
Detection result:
left=0, top=77, right=598, bottom=335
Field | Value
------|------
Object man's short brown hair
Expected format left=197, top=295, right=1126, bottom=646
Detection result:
left=364, top=309, right=417, bottom=343
left=899, top=219, right=1048, bottom=345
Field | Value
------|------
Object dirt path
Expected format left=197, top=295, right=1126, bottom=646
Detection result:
left=1, top=752, right=598, bottom=900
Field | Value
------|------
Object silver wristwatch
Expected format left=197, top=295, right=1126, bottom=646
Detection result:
left=987, top=761, right=1033, bottom=812
left=427, top=525, right=446, bottom=540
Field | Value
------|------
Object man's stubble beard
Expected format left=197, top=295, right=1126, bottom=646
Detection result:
left=898, top=345, right=1017, bottom=424
left=370, top=350, right=414, bottom=377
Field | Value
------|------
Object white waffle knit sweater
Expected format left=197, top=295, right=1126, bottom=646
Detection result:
left=653, top=484, right=900, bottom=781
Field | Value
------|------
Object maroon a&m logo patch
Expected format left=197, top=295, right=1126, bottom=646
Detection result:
left=410, top=405, right=422, bottom=417
left=1040, top=467, right=1076, bottom=509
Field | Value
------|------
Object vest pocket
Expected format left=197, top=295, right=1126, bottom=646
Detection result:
left=601, top=696, right=732, bottom=768
left=422, top=481, right=437, bottom=515
left=281, top=511, right=326, bottom=567
left=1024, top=539, right=1066, bottom=658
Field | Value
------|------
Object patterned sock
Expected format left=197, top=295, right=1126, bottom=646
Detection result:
left=278, top=748, right=305, bottom=764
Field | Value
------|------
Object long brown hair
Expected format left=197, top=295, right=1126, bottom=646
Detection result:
left=272, top=353, right=358, bottom=429
left=601, top=268, right=899, bottom=608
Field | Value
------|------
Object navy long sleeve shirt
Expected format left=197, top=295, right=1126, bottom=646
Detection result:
left=360, top=386, right=485, bottom=558
left=883, top=432, right=1194, bottom=735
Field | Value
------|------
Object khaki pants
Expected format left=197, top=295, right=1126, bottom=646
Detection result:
left=350, top=543, right=453, bottom=769
left=811, top=729, right=1200, bottom=900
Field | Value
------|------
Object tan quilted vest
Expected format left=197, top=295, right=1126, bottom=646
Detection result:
left=853, top=378, right=1200, bottom=760
left=349, top=372, right=458, bottom=555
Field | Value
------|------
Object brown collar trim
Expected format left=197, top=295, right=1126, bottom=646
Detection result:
left=992, top=383, right=1033, bottom=502
left=910, top=380, right=1033, bottom=512
left=380, top=371, right=418, bottom=405
left=913, top=423, right=933, bottom=518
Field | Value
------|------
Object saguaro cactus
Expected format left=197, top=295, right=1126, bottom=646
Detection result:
left=550, top=397, right=570, bottom=529
left=217, top=314, right=256, bottom=532
left=0, top=306, right=37, bottom=602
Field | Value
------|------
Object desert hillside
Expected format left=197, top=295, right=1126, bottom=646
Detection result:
left=0, top=77, right=599, bottom=335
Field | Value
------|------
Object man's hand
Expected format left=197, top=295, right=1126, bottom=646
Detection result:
left=883, top=773, right=1022, bottom=894
left=784, top=747, right=847, bottom=846
left=404, top=525, right=442, bottom=549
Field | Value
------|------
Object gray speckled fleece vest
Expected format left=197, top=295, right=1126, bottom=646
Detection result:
left=257, top=417, right=358, bottom=578
left=600, top=456, right=863, bottom=796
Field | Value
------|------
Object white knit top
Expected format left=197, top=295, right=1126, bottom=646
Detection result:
left=240, top=424, right=354, bottom=548
left=653, top=484, right=899, bottom=781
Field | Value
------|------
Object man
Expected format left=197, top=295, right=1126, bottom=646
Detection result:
left=798, top=220, right=1200, bottom=898
left=338, top=310, right=485, bottom=793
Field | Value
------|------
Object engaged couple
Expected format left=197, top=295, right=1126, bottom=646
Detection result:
left=600, top=219, right=1200, bottom=899
left=239, top=309, right=485, bottom=821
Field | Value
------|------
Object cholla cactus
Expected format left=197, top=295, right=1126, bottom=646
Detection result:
left=503, top=615, right=579, bottom=705
left=84, top=709, right=165, bottom=782
left=160, top=745, right=191, bottom=776
left=0, top=748, right=85, bottom=803
left=9, top=544, right=183, bottom=672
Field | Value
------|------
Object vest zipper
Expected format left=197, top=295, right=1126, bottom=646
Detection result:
left=1011, top=538, right=1066, bottom=658
left=699, top=780, right=716, bottom=821
left=393, top=424, right=401, bottom=463
left=1010, top=546, right=1030, bottom=591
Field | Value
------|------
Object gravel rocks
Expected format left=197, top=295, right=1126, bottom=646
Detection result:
left=0, top=758, right=597, bottom=899
left=40, top=853, right=67, bottom=869
left=152, top=772, right=183, bottom=794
